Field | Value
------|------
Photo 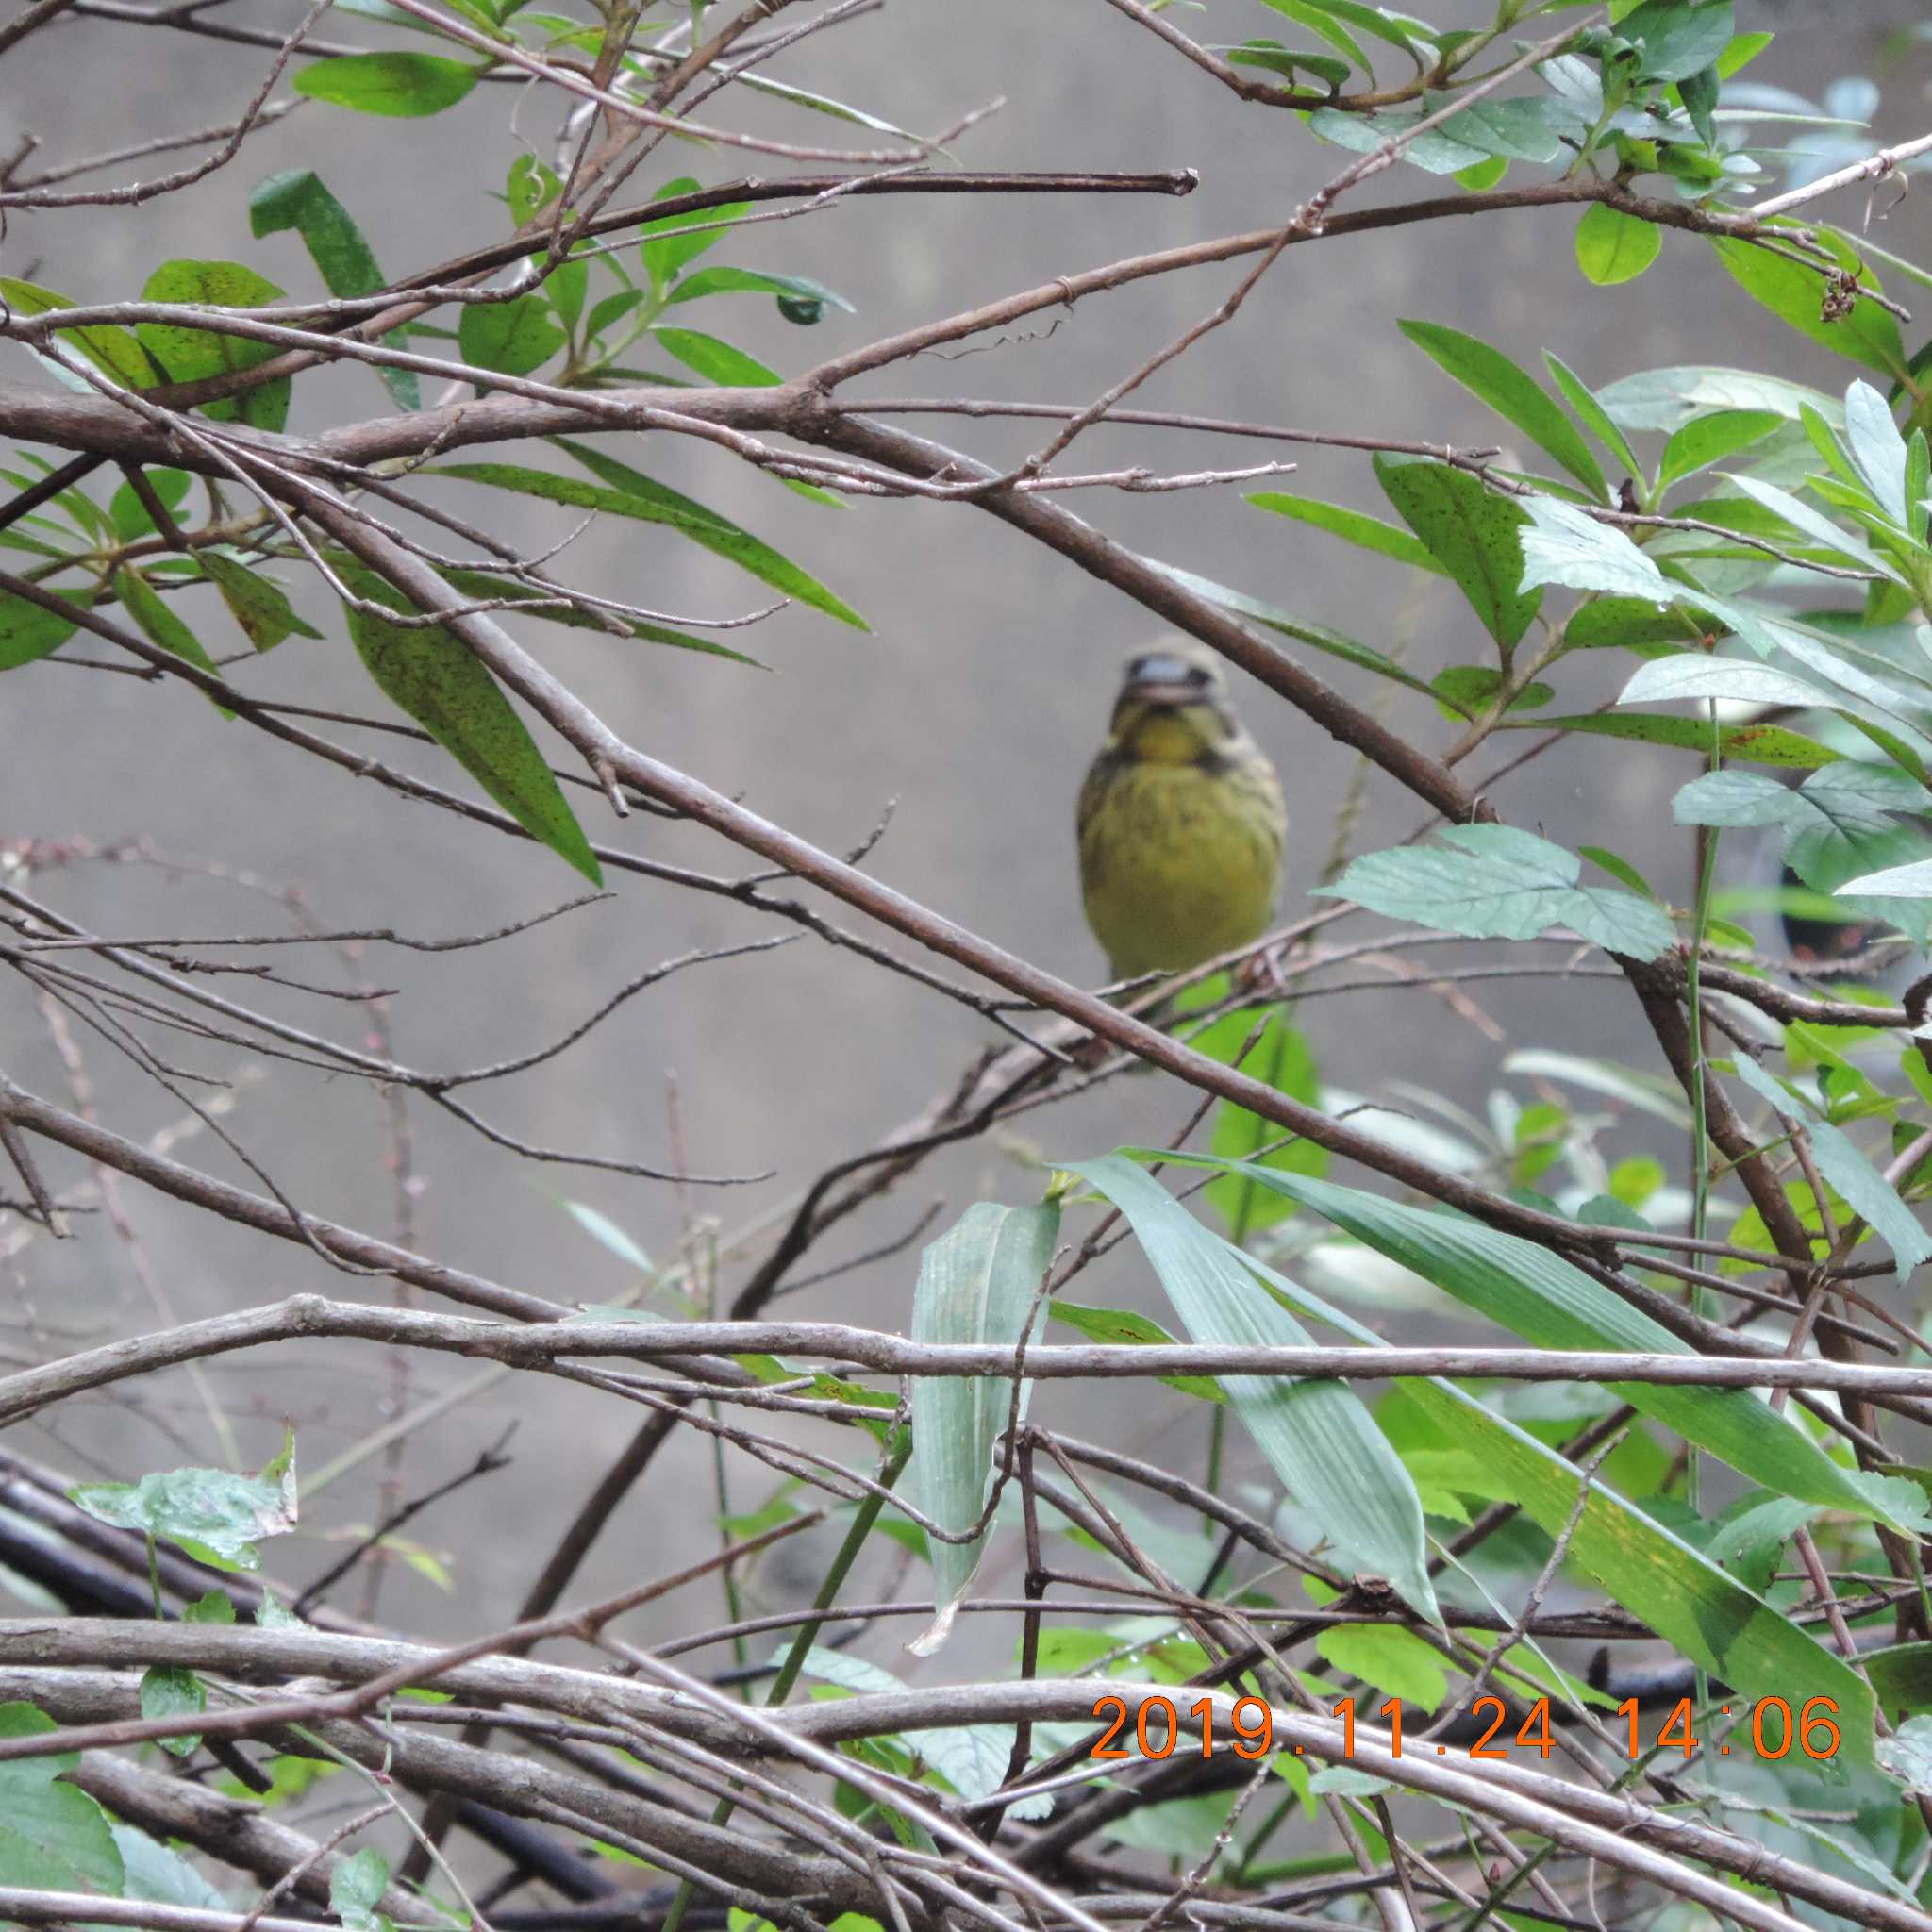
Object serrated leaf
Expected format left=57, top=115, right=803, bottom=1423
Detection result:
left=135, top=259, right=291, bottom=430
left=70, top=1429, right=297, bottom=1572
left=1313, top=824, right=1675, bottom=959
left=904, top=1201, right=1059, bottom=1654
left=1064, top=1156, right=1439, bottom=1623
left=1374, top=456, right=1540, bottom=649
left=1398, top=321, right=1606, bottom=498
left=294, top=50, right=480, bottom=116
left=0, top=1703, right=125, bottom=1893
left=1518, top=497, right=1669, bottom=597
left=337, top=559, right=602, bottom=884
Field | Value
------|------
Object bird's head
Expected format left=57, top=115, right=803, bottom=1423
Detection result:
left=1108, top=640, right=1242, bottom=764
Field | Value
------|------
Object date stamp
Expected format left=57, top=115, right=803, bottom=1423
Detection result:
left=1090, top=1693, right=1842, bottom=1763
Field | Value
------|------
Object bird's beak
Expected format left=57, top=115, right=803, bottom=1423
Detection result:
left=1124, top=654, right=1200, bottom=708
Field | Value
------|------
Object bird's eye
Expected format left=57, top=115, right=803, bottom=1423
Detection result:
left=1185, top=666, right=1210, bottom=687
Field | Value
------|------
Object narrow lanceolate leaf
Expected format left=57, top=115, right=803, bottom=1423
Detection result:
left=1246, top=492, right=1447, bottom=574
left=249, top=170, right=418, bottom=410
left=666, top=266, right=854, bottom=315
left=1313, top=825, right=1676, bottom=960
left=904, top=1200, right=1060, bottom=1655
left=293, top=50, right=482, bottom=117
left=1518, top=712, right=1841, bottom=769
left=1398, top=321, right=1607, bottom=499
left=335, top=561, right=602, bottom=885
left=437, top=568, right=766, bottom=665
left=1210, top=1164, right=1920, bottom=1530
left=1543, top=352, right=1644, bottom=484
left=1619, top=653, right=1838, bottom=711
left=134, top=260, right=291, bottom=431
left=1840, top=379, right=1912, bottom=529
left=1730, top=1057, right=1932, bottom=1272
left=114, top=569, right=229, bottom=713
left=1373, top=456, right=1540, bottom=650
left=1065, top=1155, right=1440, bottom=1624
left=1134, top=557, right=1442, bottom=701
left=197, top=553, right=323, bottom=651
left=1184, top=1231, right=1877, bottom=1765
left=434, top=449, right=867, bottom=629
left=1517, top=498, right=1669, bottom=598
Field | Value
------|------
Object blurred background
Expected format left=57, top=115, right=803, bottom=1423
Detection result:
left=4, top=0, right=1932, bottom=1655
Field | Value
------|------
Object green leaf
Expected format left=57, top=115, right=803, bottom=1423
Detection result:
left=1518, top=497, right=1669, bottom=598
left=1657, top=409, right=1785, bottom=491
left=293, top=50, right=481, bottom=116
left=1398, top=321, right=1606, bottom=498
left=1049, top=1300, right=1224, bottom=1403
left=198, top=553, right=323, bottom=651
left=0, top=1704, right=125, bottom=1893
left=651, top=326, right=779, bottom=386
left=1313, top=824, right=1676, bottom=959
left=1373, top=456, right=1540, bottom=650
left=904, top=1201, right=1059, bottom=1654
left=0, top=276, right=156, bottom=389
left=1066, top=1156, right=1439, bottom=1623
left=1194, top=1008, right=1328, bottom=1234
left=1619, top=0, right=1733, bottom=80
left=250, top=170, right=418, bottom=409
left=115, top=568, right=228, bottom=710
left=1223, top=41, right=1352, bottom=90
left=1218, top=1164, right=1919, bottom=1525
left=140, top=1664, right=206, bottom=1758
left=1841, top=379, right=1911, bottom=528
left=135, top=259, right=291, bottom=430
left=437, top=566, right=765, bottom=665
left=0, top=584, right=86, bottom=671
left=1524, top=710, right=1841, bottom=769
left=1730, top=1055, right=1932, bottom=1270
left=70, top=1430, right=297, bottom=1572
left=1619, top=651, right=1838, bottom=710
left=1209, top=1244, right=1878, bottom=1761
left=1431, top=665, right=1551, bottom=720
left=1575, top=204, right=1662, bottom=287
left=108, top=467, right=191, bottom=541
left=1597, top=364, right=1839, bottom=435
left=1711, top=233, right=1907, bottom=380
left=1543, top=353, right=1644, bottom=483
left=1307, top=103, right=1490, bottom=175
left=667, top=266, right=855, bottom=315
left=545, top=256, right=588, bottom=334
left=1316, top=1625, right=1446, bottom=1711
left=1245, top=492, right=1446, bottom=574
left=336, top=560, right=602, bottom=883
left=437, top=447, right=868, bottom=629
left=641, top=180, right=747, bottom=289
left=458, top=294, right=566, bottom=378
left=1134, top=557, right=1442, bottom=701
left=330, top=1847, right=392, bottom=1932
left=1565, top=595, right=1723, bottom=653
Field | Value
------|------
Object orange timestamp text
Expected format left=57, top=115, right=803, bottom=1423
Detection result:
left=1090, top=1693, right=1842, bottom=1762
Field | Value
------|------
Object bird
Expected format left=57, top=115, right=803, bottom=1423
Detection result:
left=1076, top=638, right=1287, bottom=981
